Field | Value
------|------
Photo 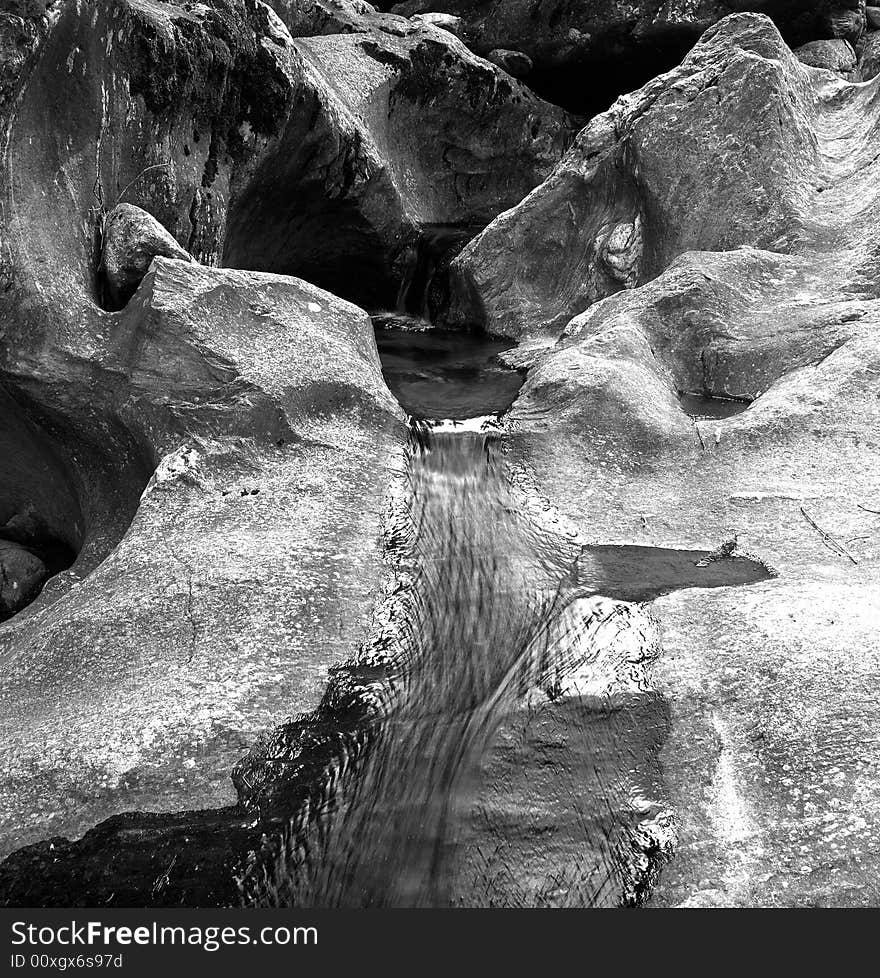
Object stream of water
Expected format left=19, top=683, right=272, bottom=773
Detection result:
left=263, top=327, right=772, bottom=908
left=289, top=428, right=566, bottom=906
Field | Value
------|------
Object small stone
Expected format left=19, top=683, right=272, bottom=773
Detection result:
left=0, top=540, right=48, bottom=621
left=101, top=203, right=193, bottom=310
left=794, top=39, right=857, bottom=75
left=867, top=6, right=880, bottom=29
left=486, top=48, right=534, bottom=79
left=411, top=12, right=462, bottom=36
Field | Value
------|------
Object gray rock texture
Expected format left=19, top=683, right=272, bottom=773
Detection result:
left=858, top=26, right=880, bottom=76
left=485, top=13, right=880, bottom=905
left=795, top=37, right=857, bottom=74
left=446, top=14, right=823, bottom=341
left=3, top=0, right=880, bottom=910
left=486, top=47, right=533, bottom=78
left=0, top=248, right=406, bottom=858
left=821, top=0, right=866, bottom=44
left=0, top=0, right=417, bottom=861
left=0, top=541, right=47, bottom=622
left=224, top=13, right=574, bottom=307
left=101, top=203, right=193, bottom=309
left=411, top=10, right=461, bottom=34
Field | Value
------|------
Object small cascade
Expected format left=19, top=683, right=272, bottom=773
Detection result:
left=392, top=224, right=478, bottom=326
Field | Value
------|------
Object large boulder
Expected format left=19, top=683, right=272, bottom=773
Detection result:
left=444, top=14, right=824, bottom=341
left=0, top=0, right=411, bottom=875
left=224, top=19, right=574, bottom=309
left=0, top=249, right=407, bottom=862
left=482, top=13, right=880, bottom=905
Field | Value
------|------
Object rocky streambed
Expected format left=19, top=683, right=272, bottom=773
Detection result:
left=2, top=0, right=880, bottom=909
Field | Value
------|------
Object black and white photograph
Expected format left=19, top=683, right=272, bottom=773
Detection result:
left=0, top=0, right=879, bottom=942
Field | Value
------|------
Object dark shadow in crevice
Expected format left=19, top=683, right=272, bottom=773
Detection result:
left=226, top=196, right=405, bottom=310
left=391, top=222, right=483, bottom=323
left=0, top=381, right=154, bottom=623
left=525, top=28, right=701, bottom=117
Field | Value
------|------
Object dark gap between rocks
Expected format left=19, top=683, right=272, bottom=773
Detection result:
left=0, top=386, right=82, bottom=622
left=392, top=223, right=482, bottom=323
left=525, top=28, right=701, bottom=117
left=372, top=221, right=525, bottom=420
left=0, top=381, right=153, bottom=624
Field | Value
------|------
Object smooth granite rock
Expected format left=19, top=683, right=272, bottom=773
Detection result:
left=486, top=14, right=880, bottom=906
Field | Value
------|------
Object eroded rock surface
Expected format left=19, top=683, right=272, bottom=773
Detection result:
left=225, top=12, right=574, bottom=307
left=795, top=37, right=857, bottom=75
left=485, top=13, right=880, bottom=905
left=0, top=0, right=418, bottom=873
left=446, top=15, right=823, bottom=342
left=3, top=0, right=880, bottom=911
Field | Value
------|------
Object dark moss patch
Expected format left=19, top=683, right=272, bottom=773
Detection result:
left=125, top=0, right=291, bottom=154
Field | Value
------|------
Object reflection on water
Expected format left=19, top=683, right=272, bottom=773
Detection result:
left=280, top=429, right=568, bottom=906
left=373, top=323, right=525, bottom=420
left=578, top=543, right=773, bottom=603
left=679, top=391, right=751, bottom=419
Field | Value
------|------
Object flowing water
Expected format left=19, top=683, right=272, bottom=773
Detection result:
left=285, top=428, right=568, bottom=907
left=263, top=327, right=773, bottom=908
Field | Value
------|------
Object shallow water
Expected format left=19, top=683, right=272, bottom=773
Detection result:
left=679, top=392, right=751, bottom=420
left=373, top=323, right=525, bottom=420
left=273, top=429, right=697, bottom=907
left=577, top=543, right=773, bottom=602
left=270, top=337, right=773, bottom=907
left=280, top=428, right=570, bottom=907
